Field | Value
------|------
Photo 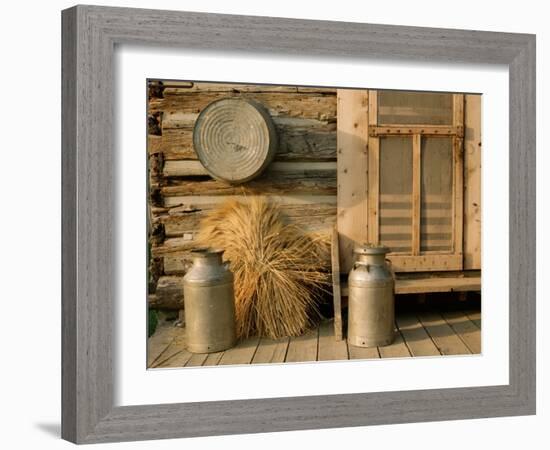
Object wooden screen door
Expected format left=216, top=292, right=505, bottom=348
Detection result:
left=337, top=89, right=465, bottom=273
left=368, top=90, right=465, bottom=272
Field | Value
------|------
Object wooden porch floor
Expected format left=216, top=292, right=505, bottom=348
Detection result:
left=148, top=300, right=481, bottom=368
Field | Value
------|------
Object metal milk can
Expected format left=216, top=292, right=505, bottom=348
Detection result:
left=347, top=246, right=395, bottom=348
left=183, top=248, right=237, bottom=353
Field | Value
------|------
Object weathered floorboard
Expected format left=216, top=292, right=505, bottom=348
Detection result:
left=317, top=320, right=348, bottom=361
left=417, top=311, right=471, bottom=355
left=147, top=305, right=479, bottom=367
left=285, top=328, right=319, bottom=362
left=218, top=336, right=260, bottom=366
left=156, top=348, right=193, bottom=368
left=464, top=309, right=482, bottom=329
left=347, top=343, right=380, bottom=360
left=251, top=337, right=290, bottom=364
left=147, top=325, right=180, bottom=367
left=185, top=352, right=209, bottom=367
left=203, top=351, right=225, bottom=366
left=151, top=329, right=187, bottom=368
left=441, top=310, right=482, bottom=354
left=377, top=328, right=411, bottom=358
left=395, top=313, right=441, bottom=357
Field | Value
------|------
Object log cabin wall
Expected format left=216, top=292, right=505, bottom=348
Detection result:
left=147, top=81, right=338, bottom=310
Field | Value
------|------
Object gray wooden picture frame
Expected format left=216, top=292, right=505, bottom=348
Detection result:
left=62, top=5, right=536, bottom=444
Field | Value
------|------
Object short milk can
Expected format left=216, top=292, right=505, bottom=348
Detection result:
left=183, top=248, right=237, bottom=353
left=347, top=246, right=395, bottom=348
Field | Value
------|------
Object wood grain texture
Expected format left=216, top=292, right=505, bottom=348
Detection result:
left=337, top=89, right=369, bottom=272
left=412, top=134, right=421, bottom=255
left=62, top=5, right=535, bottom=444
left=331, top=225, right=343, bottom=340
left=463, top=95, right=482, bottom=269
left=367, top=91, right=380, bottom=246
left=285, top=328, right=319, bottom=362
left=318, top=320, right=348, bottom=360
left=251, top=337, right=290, bottom=364
left=441, top=310, right=482, bottom=354
left=61, top=8, right=77, bottom=442
left=417, top=311, right=471, bottom=355
left=395, top=314, right=441, bottom=357
left=155, top=118, right=336, bottom=161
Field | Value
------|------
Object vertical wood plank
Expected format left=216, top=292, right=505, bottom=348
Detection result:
left=463, top=94, right=482, bottom=269
left=367, top=91, right=380, bottom=245
left=452, top=94, right=465, bottom=260
left=337, top=89, right=369, bottom=272
left=331, top=225, right=343, bottom=340
left=453, top=135, right=464, bottom=258
left=412, top=134, right=421, bottom=255
left=453, top=94, right=465, bottom=131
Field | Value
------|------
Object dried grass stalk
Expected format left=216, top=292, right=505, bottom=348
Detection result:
left=197, top=197, right=330, bottom=339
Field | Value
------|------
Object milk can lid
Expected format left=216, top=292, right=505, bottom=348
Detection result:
left=353, top=245, right=390, bottom=255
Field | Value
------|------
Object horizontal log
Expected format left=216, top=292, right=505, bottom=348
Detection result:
left=160, top=226, right=332, bottom=276
left=161, top=112, right=197, bottom=129
left=151, top=237, right=197, bottom=257
left=163, top=160, right=334, bottom=177
left=163, top=194, right=336, bottom=208
left=161, top=163, right=336, bottom=197
left=148, top=135, right=162, bottom=155
left=149, top=276, right=184, bottom=310
left=149, top=117, right=336, bottom=161
left=152, top=92, right=336, bottom=122
left=160, top=82, right=336, bottom=95
left=159, top=201, right=337, bottom=237
left=163, top=252, right=194, bottom=276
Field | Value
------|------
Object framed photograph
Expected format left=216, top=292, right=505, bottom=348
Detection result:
left=62, top=5, right=536, bottom=444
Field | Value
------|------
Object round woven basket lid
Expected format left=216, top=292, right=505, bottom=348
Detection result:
left=193, top=98, right=278, bottom=184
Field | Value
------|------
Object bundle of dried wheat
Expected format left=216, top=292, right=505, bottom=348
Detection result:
left=197, top=197, right=330, bottom=339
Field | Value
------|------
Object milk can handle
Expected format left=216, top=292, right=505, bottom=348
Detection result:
left=385, top=258, right=396, bottom=279
left=223, top=260, right=231, bottom=270
left=353, top=262, right=370, bottom=272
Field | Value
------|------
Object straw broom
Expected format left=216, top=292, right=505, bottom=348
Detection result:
left=197, top=197, right=330, bottom=339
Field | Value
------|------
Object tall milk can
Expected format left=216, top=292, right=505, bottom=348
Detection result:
left=183, top=248, right=237, bottom=353
left=347, top=246, right=395, bottom=348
